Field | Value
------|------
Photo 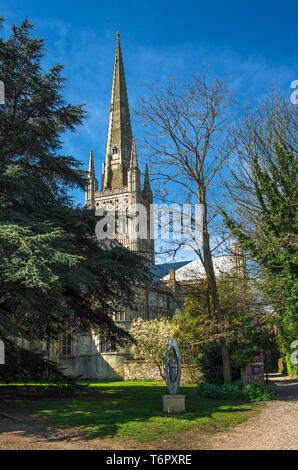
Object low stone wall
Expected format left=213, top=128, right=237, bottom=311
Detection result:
left=123, top=360, right=202, bottom=384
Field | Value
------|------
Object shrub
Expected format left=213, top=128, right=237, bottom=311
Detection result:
left=285, top=353, right=298, bottom=377
left=197, top=343, right=240, bottom=384
left=277, top=354, right=298, bottom=377
left=0, top=342, right=75, bottom=387
left=278, top=357, right=287, bottom=374
left=197, top=380, right=276, bottom=401
left=198, top=343, right=224, bottom=384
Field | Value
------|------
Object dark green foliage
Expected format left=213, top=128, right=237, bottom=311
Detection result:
left=197, top=339, right=278, bottom=384
left=0, top=342, right=74, bottom=385
left=221, top=93, right=297, bottom=372
left=0, top=18, right=148, bottom=353
left=277, top=355, right=298, bottom=376
left=198, top=343, right=243, bottom=384
left=176, top=277, right=277, bottom=383
left=198, top=343, right=224, bottom=384
left=230, top=344, right=259, bottom=369
left=278, top=357, right=287, bottom=375
left=197, top=380, right=276, bottom=401
left=223, top=143, right=297, bottom=363
left=285, top=355, right=298, bottom=376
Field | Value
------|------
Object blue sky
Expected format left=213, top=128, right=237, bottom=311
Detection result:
left=1, top=0, right=297, bottom=260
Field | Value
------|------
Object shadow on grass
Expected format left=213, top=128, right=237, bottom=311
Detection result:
left=14, top=392, right=255, bottom=442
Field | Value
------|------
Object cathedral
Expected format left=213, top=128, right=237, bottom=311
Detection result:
left=85, top=31, right=154, bottom=264
left=26, top=33, right=241, bottom=380
left=57, top=32, right=183, bottom=379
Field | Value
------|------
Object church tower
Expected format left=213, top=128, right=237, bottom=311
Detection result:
left=85, top=32, right=155, bottom=264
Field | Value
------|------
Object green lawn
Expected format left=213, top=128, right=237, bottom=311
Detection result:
left=7, top=381, right=263, bottom=444
left=77, top=380, right=201, bottom=400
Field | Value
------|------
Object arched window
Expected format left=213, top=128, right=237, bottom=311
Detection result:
left=59, top=332, right=73, bottom=357
left=100, top=336, right=116, bottom=353
left=112, top=147, right=118, bottom=158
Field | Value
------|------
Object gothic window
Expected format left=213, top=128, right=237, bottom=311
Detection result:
left=100, top=336, right=116, bottom=353
left=114, top=310, right=126, bottom=321
left=112, top=147, right=118, bottom=159
left=59, top=332, right=73, bottom=357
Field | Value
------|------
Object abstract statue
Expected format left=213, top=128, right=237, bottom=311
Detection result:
left=163, top=338, right=181, bottom=395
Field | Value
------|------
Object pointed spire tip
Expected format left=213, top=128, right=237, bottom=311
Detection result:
left=129, top=138, right=138, bottom=168
left=88, top=148, right=95, bottom=175
left=143, top=163, right=151, bottom=192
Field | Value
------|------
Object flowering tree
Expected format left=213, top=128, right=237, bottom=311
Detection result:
left=129, top=318, right=177, bottom=380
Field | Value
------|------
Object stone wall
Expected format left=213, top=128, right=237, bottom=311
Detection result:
left=58, top=333, right=129, bottom=380
left=123, top=360, right=202, bottom=384
left=240, top=351, right=265, bottom=386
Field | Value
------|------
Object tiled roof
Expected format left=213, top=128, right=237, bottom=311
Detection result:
left=161, top=256, right=235, bottom=281
left=150, top=261, right=191, bottom=282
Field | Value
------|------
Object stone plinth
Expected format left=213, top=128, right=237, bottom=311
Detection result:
left=163, top=395, right=185, bottom=414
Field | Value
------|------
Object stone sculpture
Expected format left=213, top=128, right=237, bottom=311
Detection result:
left=163, top=338, right=185, bottom=413
left=163, top=338, right=181, bottom=395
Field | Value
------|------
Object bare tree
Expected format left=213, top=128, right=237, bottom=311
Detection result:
left=223, top=90, right=297, bottom=233
left=138, top=74, right=236, bottom=383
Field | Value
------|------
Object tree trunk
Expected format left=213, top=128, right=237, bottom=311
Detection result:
left=201, top=198, right=233, bottom=384
left=220, top=336, right=233, bottom=384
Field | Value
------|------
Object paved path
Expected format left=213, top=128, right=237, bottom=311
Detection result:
left=208, top=373, right=298, bottom=450
left=0, top=414, right=113, bottom=450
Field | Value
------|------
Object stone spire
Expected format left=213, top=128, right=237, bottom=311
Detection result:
left=95, top=34, right=155, bottom=263
left=143, top=164, right=152, bottom=193
left=129, top=138, right=138, bottom=168
left=128, top=138, right=140, bottom=191
left=88, top=149, right=95, bottom=176
left=142, top=163, right=154, bottom=264
left=103, top=31, right=133, bottom=190
left=86, top=149, right=98, bottom=208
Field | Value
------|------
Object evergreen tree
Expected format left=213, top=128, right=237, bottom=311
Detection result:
left=222, top=95, right=298, bottom=372
left=0, top=18, right=148, bottom=348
